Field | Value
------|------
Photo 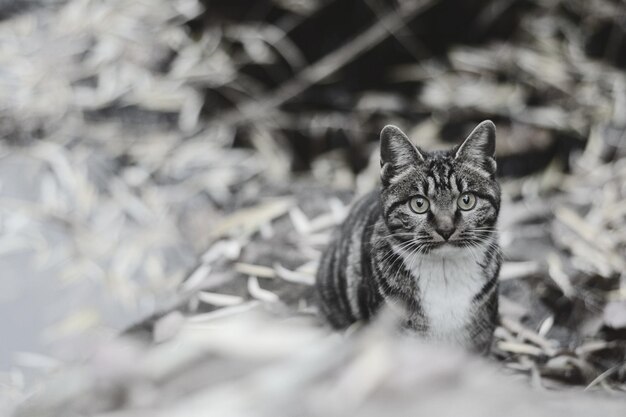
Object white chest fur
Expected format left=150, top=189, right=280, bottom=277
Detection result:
left=397, top=246, right=485, bottom=345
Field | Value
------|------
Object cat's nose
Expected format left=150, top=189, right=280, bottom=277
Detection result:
left=435, top=226, right=455, bottom=241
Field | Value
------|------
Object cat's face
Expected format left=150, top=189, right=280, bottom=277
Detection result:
left=379, top=121, right=500, bottom=256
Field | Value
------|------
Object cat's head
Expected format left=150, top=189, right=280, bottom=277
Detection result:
left=379, top=120, right=500, bottom=255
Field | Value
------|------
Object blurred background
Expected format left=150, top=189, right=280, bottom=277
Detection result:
left=1, top=0, right=625, bottom=407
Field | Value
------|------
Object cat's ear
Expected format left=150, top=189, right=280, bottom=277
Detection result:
left=380, top=125, right=423, bottom=183
left=455, top=120, right=497, bottom=174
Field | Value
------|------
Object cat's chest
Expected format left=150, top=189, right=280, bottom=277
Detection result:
left=400, top=251, right=484, bottom=342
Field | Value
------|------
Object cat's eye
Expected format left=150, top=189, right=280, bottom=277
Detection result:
left=409, top=195, right=430, bottom=214
left=458, top=192, right=477, bottom=210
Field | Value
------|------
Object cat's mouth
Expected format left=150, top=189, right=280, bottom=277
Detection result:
left=427, top=239, right=466, bottom=249
left=424, top=240, right=470, bottom=257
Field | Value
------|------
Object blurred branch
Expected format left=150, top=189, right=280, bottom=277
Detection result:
left=209, top=0, right=439, bottom=128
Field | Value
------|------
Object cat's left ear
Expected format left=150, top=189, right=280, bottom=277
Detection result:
left=455, top=120, right=497, bottom=174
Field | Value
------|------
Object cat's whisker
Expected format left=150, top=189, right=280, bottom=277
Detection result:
left=372, top=232, right=417, bottom=240
left=374, top=237, right=427, bottom=260
left=462, top=234, right=501, bottom=248
left=371, top=233, right=435, bottom=245
left=377, top=239, right=427, bottom=276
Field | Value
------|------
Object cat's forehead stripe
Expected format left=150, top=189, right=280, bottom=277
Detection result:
left=427, top=177, right=435, bottom=195
left=425, top=159, right=456, bottom=193
left=449, top=173, right=458, bottom=193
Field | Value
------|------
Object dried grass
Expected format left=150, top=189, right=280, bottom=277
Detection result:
left=1, top=0, right=625, bottom=414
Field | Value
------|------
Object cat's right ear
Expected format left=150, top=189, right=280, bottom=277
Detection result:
left=380, top=125, right=423, bottom=184
left=454, top=120, right=497, bottom=175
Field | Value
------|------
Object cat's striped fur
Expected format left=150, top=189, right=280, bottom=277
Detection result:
left=316, top=121, right=502, bottom=353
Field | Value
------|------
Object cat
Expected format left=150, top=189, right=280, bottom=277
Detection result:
left=315, top=120, right=502, bottom=353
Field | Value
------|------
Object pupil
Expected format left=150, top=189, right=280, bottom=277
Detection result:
left=417, top=200, right=423, bottom=206
left=463, top=196, right=469, bottom=203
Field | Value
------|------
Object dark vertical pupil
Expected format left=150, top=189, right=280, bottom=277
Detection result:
left=463, top=195, right=470, bottom=204
left=417, top=200, right=423, bottom=207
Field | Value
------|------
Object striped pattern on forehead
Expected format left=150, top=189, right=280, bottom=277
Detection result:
left=425, top=156, right=456, bottom=194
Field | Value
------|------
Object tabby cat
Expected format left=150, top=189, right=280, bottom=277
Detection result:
left=315, top=121, right=501, bottom=353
